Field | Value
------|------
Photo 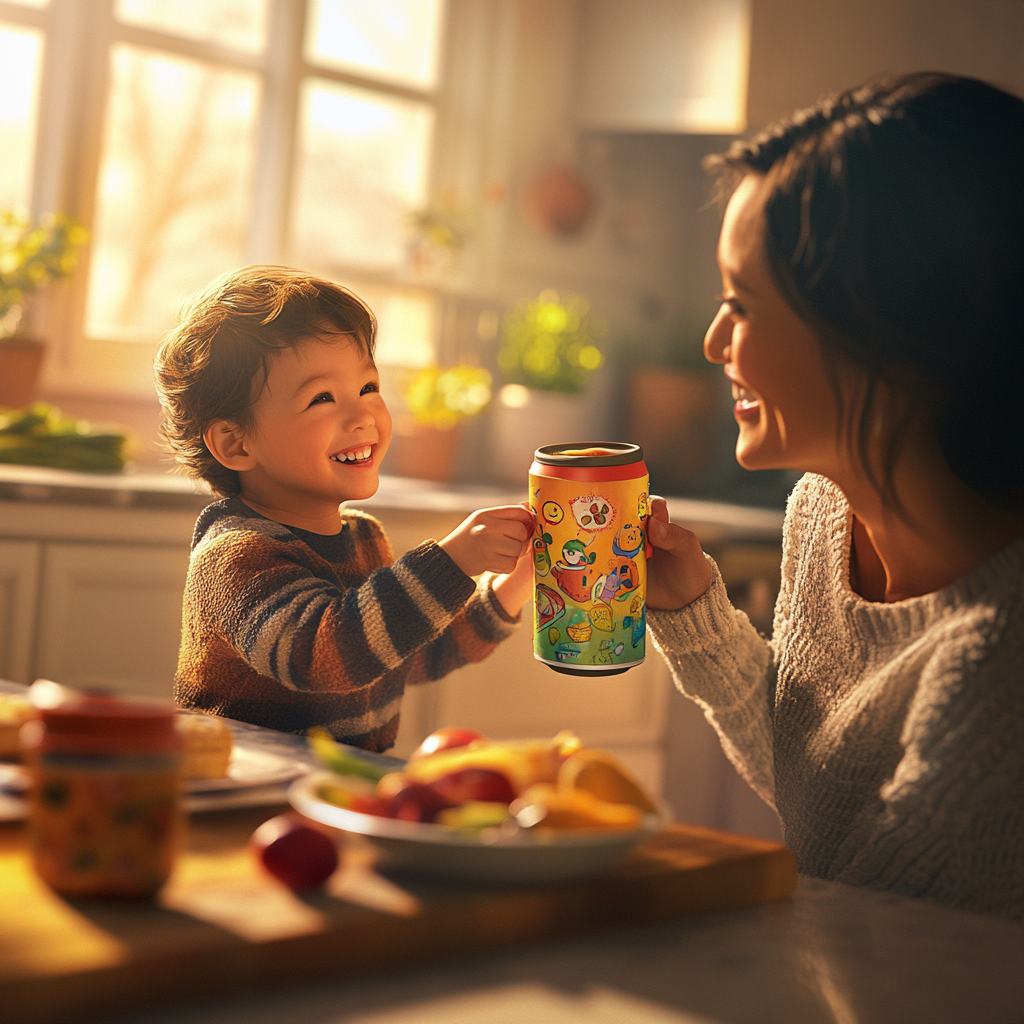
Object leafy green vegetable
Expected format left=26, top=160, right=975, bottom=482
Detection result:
left=308, top=728, right=388, bottom=782
left=0, top=403, right=130, bottom=471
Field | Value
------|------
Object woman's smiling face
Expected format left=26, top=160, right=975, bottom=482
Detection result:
left=704, top=174, right=847, bottom=477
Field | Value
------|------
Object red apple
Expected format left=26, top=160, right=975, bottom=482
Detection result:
left=431, top=768, right=516, bottom=806
left=250, top=814, right=339, bottom=889
left=408, top=727, right=487, bottom=761
left=387, top=781, right=456, bottom=823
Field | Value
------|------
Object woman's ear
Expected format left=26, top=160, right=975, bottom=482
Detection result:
left=204, top=420, right=254, bottom=472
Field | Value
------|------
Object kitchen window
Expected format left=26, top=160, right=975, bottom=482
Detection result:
left=0, top=0, right=446, bottom=399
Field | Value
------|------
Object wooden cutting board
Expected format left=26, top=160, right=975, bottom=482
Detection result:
left=0, top=807, right=797, bottom=1024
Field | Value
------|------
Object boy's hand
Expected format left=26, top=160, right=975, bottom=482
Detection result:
left=439, top=505, right=535, bottom=578
left=645, top=496, right=713, bottom=610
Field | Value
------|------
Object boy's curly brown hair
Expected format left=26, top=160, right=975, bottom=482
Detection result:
left=154, top=266, right=376, bottom=498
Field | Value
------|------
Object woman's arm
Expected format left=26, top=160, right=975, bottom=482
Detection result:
left=647, top=554, right=779, bottom=807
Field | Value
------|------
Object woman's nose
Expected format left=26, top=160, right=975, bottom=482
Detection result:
left=704, top=307, right=731, bottom=364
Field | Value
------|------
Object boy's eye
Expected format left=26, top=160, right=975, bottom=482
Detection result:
left=360, top=382, right=379, bottom=395
left=309, top=392, right=333, bottom=406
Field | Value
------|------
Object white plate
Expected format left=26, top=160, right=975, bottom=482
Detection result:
left=289, top=771, right=662, bottom=885
left=0, top=744, right=307, bottom=819
left=187, top=745, right=307, bottom=793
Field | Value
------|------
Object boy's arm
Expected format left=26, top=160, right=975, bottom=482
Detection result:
left=196, top=526, right=480, bottom=694
left=398, top=571, right=521, bottom=686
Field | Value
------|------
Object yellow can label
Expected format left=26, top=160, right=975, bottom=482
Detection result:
left=530, top=472, right=649, bottom=671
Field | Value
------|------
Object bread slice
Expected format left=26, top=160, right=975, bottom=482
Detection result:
left=177, top=713, right=233, bottom=779
left=0, top=693, right=34, bottom=758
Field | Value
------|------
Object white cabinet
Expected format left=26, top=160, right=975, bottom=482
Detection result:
left=34, top=542, right=190, bottom=698
left=0, top=539, right=41, bottom=685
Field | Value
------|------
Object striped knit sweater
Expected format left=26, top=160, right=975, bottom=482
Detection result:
left=175, top=498, right=519, bottom=751
left=649, top=473, right=1024, bottom=919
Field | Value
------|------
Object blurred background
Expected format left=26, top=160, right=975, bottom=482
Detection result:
left=2, top=0, right=1022, bottom=838
left=2, top=0, right=1019, bottom=505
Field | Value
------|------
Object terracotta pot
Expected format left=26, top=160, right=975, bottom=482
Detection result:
left=0, top=337, right=45, bottom=409
left=626, top=368, right=719, bottom=491
left=390, top=419, right=463, bottom=483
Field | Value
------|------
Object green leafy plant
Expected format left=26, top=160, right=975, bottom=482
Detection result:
left=498, top=290, right=605, bottom=394
left=0, top=403, right=131, bottom=471
left=0, top=212, right=89, bottom=338
left=406, top=364, right=492, bottom=431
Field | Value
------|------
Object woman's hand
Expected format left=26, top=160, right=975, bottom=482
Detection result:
left=439, top=505, right=534, bottom=578
left=645, top=496, right=713, bottom=610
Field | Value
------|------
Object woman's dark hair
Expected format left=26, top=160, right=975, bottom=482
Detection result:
left=706, top=72, right=1024, bottom=511
left=154, top=266, right=376, bottom=497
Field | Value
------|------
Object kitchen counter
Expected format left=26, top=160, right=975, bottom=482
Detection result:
left=0, top=464, right=784, bottom=543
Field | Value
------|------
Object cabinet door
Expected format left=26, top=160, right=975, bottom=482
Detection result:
left=35, top=543, right=190, bottom=699
left=0, top=539, right=42, bottom=684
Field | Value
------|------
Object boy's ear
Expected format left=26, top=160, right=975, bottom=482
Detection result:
left=204, top=420, right=254, bottom=472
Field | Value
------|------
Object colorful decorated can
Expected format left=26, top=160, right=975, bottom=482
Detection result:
left=530, top=442, right=650, bottom=675
left=21, top=691, right=185, bottom=898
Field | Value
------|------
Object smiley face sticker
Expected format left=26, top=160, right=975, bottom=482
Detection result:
left=541, top=501, right=564, bottom=525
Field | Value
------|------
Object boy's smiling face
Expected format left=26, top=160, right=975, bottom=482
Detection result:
left=232, top=333, right=391, bottom=529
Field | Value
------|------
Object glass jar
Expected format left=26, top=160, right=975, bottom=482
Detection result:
left=21, top=691, right=185, bottom=897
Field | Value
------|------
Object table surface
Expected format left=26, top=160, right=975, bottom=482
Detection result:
left=99, top=875, right=1023, bottom=1024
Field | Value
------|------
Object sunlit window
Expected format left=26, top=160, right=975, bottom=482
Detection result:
left=115, top=0, right=268, bottom=54
left=85, top=46, right=260, bottom=341
left=290, top=80, right=435, bottom=274
left=305, top=0, right=444, bottom=90
left=0, top=22, right=43, bottom=215
left=10, top=0, right=447, bottom=393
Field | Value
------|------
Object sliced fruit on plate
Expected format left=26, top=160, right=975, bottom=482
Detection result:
left=558, top=749, right=659, bottom=814
left=510, top=784, right=643, bottom=831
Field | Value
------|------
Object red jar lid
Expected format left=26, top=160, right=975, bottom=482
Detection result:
left=531, top=442, right=647, bottom=482
left=25, top=691, right=183, bottom=756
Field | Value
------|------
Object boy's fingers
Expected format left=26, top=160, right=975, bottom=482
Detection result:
left=649, top=495, right=669, bottom=522
left=481, top=505, right=536, bottom=525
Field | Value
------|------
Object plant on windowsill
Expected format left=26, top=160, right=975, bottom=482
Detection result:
left=0, top=211, right=89, bottom=409
left=491, top=290, right=607, bottom=484
left=392, top=364, right=493, bottom=483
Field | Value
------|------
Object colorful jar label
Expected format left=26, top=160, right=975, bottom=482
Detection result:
left=27, top=756, right=183, bottom=897
left=530, top=471, right=649, bottom=672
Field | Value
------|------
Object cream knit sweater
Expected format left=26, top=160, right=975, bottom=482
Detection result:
left=649, top=473, right=1024, bottom=919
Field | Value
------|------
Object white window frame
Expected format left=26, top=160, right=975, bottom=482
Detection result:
left=1, top=0, right=508, bottom=400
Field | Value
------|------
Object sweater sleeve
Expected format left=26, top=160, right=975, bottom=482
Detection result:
left=647, top=554, right=778, bottom=806
left=192, top=527, right=482, bottom=695
left=397, top=571, right=521, bottom=687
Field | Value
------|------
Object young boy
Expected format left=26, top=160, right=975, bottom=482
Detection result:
left=154, top=266, right=534, bottom=752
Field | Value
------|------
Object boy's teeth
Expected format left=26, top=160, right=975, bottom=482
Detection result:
left=332, top=446, right=372, bottom=463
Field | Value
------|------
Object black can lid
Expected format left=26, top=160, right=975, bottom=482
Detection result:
left=533, top=442, right=644, bottom=467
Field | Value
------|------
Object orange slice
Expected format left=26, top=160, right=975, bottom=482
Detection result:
left=557, top=750, right=659, bottom=814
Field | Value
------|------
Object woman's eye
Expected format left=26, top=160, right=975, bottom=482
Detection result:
left=717, top=294, right=745, bottom=317
left=309, top=392, right=333, bottom=406
left=360, top=382, right=379, bottom=395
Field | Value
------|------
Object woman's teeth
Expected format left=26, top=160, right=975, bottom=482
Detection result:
left=732, top=383, right=756, bottom=402
left=331, top=446, right=372, bottom=463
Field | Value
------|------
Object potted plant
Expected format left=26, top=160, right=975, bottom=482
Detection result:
left=624, top=321, right=721, bottom=494
left=0, top=211, right=88, bottom=409
left=391, top=363, right=492, bottom=483
left=491, top=290, right=607, bottom=483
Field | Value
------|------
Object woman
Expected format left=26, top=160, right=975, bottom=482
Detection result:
left=645, top=73, right=1023, bottom=919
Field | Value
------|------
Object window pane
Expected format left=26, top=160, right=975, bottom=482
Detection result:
left=115, top=0, right=267, bottom=54
left=344, top=280, right=436, bottom=368
left=290, top=79, right=433, bottom=274
left=305, top=0, right=444, bottom=90
left=0, top=24, right=43, bottom=215
left=85, top=45, right=260, bottom=342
